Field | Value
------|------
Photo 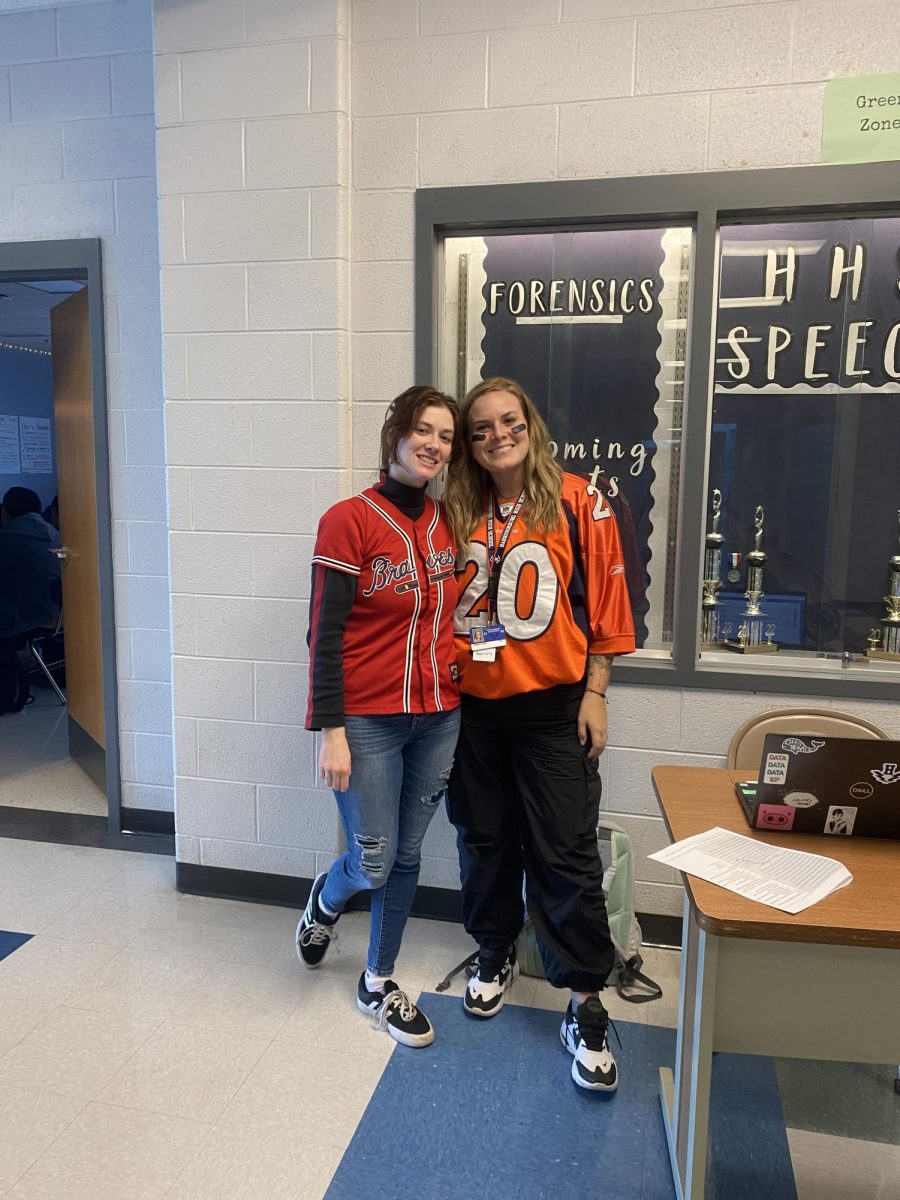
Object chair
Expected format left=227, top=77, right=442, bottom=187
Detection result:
left=727, top=706, right=888, bottom=770
left=23, top=609, right=66, bottom=707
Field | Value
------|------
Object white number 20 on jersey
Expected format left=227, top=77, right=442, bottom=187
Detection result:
left=454, top=540, right=559, bottom=642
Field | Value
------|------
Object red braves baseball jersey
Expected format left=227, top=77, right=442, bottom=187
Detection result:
left=453, top=472, right=635, bottom=699
left=306, top=487, right=459, bottom=724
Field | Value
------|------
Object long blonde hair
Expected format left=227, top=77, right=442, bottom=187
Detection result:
left=444, top=376, right=562, bottom=553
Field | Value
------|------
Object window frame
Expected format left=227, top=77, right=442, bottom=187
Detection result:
left=415, top=162, right=900, bottom=701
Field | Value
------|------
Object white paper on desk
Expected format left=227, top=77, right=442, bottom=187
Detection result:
left=648, top=827, right=852, bottom=914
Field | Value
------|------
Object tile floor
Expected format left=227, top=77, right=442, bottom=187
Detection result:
left=0, top=836, right=897, bottom=1199
left=0, top=689, right=106, bottom=817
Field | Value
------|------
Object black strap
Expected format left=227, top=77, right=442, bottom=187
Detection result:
left=434, top=951, right=478, bottom=993
left=615, top=955, right=663, bottom=1004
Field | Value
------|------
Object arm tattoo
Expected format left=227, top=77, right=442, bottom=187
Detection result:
left=586, top=653, right=613, bottom=694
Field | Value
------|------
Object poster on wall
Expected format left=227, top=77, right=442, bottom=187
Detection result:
left=448, top=226, right=692, bottom=649
left=0, top=414, right=20, bottom=473
left=19, top=416, right=52, bottom=474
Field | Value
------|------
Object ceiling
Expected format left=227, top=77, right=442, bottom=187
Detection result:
left=0, top=279, right=84, bottom=353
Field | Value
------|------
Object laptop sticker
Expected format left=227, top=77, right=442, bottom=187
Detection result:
left=870, top=762, right=900, bottom=786
left=783, top=791, right=819, bottom=808
left=763, top=753, right=789, bottom=784
left=758, top=804, right=795, bottom=830
left=824, top=805, right=857, bottom=835
left=781, top=737, right=826, bottom=755
left=849, top=781, right=874, bottom=800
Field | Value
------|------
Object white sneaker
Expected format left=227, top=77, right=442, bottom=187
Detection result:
left=463, top=952, right=519, bottom=1018
left=560, top=997, right=618, bottom=1092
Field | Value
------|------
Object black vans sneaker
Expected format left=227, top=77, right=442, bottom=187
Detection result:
left=463, top=951, right=519, bottom=1018
left=561, top=997, right=618, bottom=1092
left=356, top=974, right=434, bottom=1048
left=295, top=873, right=338, bottom=968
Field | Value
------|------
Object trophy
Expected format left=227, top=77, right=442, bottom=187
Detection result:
left=866, top=510, right=900, bottom=661
left=700, top=488, right=725, bottom=647
left=724, top=505, right=779, bottom=654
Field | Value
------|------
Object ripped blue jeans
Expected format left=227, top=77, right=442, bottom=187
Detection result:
left=320, top=708, right=461, bottom=977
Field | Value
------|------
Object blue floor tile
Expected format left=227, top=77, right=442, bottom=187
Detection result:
left=0, top=930, right=33, bottom=963
left=327, top=994, right=798, bottom=1200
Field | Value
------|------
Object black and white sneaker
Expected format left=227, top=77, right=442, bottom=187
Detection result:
left=463, top=951, right=519, bottom=1018
left=356, top=974, right=434, bottom=1048
left=295, top=873, right=338, bottom=969
left=561, top=997, right=618, bottom=1092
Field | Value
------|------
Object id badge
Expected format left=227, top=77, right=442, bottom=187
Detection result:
left=469, top=623, right=506, bottom=662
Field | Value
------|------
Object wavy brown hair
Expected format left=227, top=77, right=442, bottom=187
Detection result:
left=444, top=376, right=562, bottom=553
left=379, top=385, right=460, bottom=472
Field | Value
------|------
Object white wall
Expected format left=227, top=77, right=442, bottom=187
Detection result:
left=0, top=0, right=173, bottom=811
left=153, top=0, right=350, bottom=872
left=152, top=0, right=900, bottom=912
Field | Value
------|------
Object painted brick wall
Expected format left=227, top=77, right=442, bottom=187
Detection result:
left=0, top=0, right=172, bottom=811
left=151, top=0, right=900, bottom=913
left=153, top=0, right=351, bottom=872
left=348, top=0, right=900, bottom=913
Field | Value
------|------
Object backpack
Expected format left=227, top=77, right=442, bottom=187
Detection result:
left=0, top=643, right=32, bottom=715
left=515, top=820, right=662, bottom=1004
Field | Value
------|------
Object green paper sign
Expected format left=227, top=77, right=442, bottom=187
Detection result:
left=823, top=72, right=900, bottom=164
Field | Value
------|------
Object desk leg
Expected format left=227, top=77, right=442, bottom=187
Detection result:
left=659, top=901, right=718, bottom=1200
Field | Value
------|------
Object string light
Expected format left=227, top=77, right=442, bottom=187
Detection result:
left=0, top=342, right=51, bottom=357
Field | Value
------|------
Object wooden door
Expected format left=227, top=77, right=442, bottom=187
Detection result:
left=51, top=288, right=105, bottom=754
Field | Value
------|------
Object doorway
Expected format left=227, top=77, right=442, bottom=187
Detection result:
left=0, top=239, right=122, bottom=834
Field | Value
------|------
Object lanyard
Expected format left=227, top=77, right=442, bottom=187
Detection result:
left=485, top=489, right=526, bottom=620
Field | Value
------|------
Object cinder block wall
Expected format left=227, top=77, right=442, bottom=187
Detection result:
left=153, top=0, right=350, bottom=872
left=1, top=0, right=172, bottom=811
left=154, top=0, right=900, bottom=912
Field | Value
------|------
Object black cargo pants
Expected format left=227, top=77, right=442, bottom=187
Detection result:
left=446, top=684, right=615, bottom=992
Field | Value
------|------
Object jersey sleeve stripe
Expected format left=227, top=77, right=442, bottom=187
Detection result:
left=426, top=503, right=443, bottom=710
left=311, top=555, right=361, bottom=576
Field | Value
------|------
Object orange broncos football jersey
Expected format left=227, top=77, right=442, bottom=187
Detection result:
left=452, top=472, right=635, bottom=699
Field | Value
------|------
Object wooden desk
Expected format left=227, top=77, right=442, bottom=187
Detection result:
left=652, top=766, right=900, bottom=1200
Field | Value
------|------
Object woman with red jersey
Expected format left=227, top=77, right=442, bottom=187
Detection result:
left=299, top=386, right=461, bottom=1048
left=444, top=376, right=635, bottom=1091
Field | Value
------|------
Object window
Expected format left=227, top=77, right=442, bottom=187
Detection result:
left=419, top=162, right=899, bottom=700
left=703, top=216, right=900, bottom=670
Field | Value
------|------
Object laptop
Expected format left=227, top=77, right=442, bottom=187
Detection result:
left=734, top=732, right=900, bottom=840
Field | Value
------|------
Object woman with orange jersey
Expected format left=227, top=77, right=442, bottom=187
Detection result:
left=444, top=376, right=635, bottom=1091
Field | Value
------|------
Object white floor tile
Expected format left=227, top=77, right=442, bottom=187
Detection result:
left=167, top=959, right=302, bottom=1041
left=0, top=1086, right=85, bottom=1196
left=7, top=1102, right=210, bottom=1200
left=788, top=1129, right=900, bottom=1200
left=166, top=1122, right=343, bottom=1200
left=277, top=971, right=396, bottom=1064
left=0, top=993, right=59, bottom=1059
left=0, top=1006, right=157, bottom=1100
left=639, top=946, right=681, bottom=1029
left=218, top=1040, right=386, bottom=1146
left=42, top=889, right=182, bottom=945
left=65, top=948, right=215, bottom=1023
left=97, top=1020, right=270, bottom=1123
left=0, top=937, right=121, bottom=1001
